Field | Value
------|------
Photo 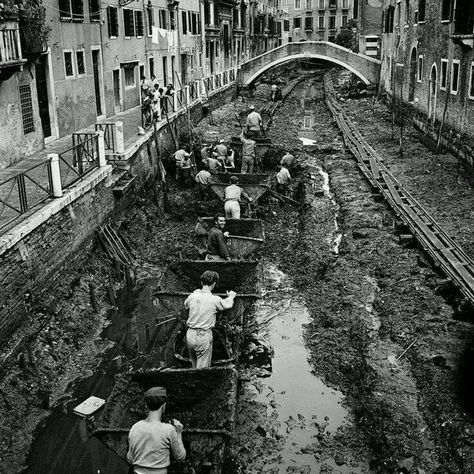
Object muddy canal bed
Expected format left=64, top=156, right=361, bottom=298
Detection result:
left=2, top=67, right=473, bottom=473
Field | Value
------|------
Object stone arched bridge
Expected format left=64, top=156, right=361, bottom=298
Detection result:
left=237, top=41, right=381, bottom=85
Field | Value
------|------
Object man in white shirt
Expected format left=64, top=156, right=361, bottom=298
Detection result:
left=184, top=271, right=236, bottom=368
left=276, top=163, right=291, bottom=199
left=245, top=106, right=262, bottom=137
left=224, top=175, right=253, bottom=219
left=127, top=386, right=186, bottom=474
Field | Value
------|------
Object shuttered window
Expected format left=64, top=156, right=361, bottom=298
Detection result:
left=19, top=85, right=35, bottom=134
left=124, top=9, right=135, bottom=37
left=89, top=0, right=100, bottom=21
left=135, top=10, right=144, bottom=36
left=107, top=6, right=119, bottom=37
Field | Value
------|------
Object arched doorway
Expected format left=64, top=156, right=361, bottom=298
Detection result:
left=429, top=63, right=438, bottom=122
left=408, top=47, right=417, bottom=102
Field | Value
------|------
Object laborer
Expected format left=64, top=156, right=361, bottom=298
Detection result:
left=270, top=84, right=282, bottom=101
left=206, top=215, right=231, bottom=261
left=240, top=131, right=256, bottom=174
left=195, top=167, right=212, bottom=199
left=127, top=386, right=186, bottom=474
left=224, top=147, right=235, bottom=171
left=200, top=143, right=213, bottom=164
left=276, top=163, right=291, bottom=197
left=224, top=176, right=253, bottom=219
left=245, top=106, right=262, bottom=137
left=280, top=152, right=295, bottom=170
left=214, top=139, right=228, bottom=167
left=205, top=155, right=223, bottom=173
left=174, top=148, right=191, bottom=182
left=141, top=90, right=153, bottom=127
left=184, top=271, right=236, bottom=368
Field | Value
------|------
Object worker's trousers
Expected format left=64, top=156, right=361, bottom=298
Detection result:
left=224, top=199, right=241, bottom=219
left=186, top=328, right=213, bottom=368
left=241, top=155, right=255, bottom=174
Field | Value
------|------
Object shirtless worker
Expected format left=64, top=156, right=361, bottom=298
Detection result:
left=206, top=215, right=231, bottom=261
left=184, top=270, right=236, bottom=368
left=224, top=176, right=253, bottom=219
left=127, top=386, right=186, bottom=474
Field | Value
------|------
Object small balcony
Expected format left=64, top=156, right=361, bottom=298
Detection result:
left=0, top=18, right=27, bottom=81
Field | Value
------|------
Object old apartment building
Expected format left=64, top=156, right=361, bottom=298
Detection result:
left=380, top=0, right=474, bottom=147
left=0, top=0, right=281, bottom=169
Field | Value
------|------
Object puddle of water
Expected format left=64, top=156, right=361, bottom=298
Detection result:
left=22, top=280, right=174, bottom=474
left=248, top=264, right=361, bottom=473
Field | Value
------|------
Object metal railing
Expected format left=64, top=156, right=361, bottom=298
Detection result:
left=0, top=160, right=53, bottom=230
left=95, top=123, right=116, bottom=153
left=59, top=134, right=99, bottom=187
left=189, top=82, right=198, bottom=100
left=0, top=20, right=22, bottom=64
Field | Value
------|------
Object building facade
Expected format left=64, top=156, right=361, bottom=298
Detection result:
left=380, top=0, right=474, bottom=142
left=0, top=0, right=281, bottom=168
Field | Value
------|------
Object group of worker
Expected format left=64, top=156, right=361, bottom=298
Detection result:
left=127, top=105, right=296, bottom=474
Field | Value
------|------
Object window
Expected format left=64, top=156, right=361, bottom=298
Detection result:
left=295, top=0, right=301, bottom=9
left=405, top=0, right=410, bottom=23
left=305, top=16, right=313, bottom=30
left=440, top=59, right=448, bottom=90
left=88, top=0, right=100, bottom=21
left=159, top=9, right=168, bottom=29
left=318, top=15, right=324, bottom=28
left=19, top=85, right=34, bottom=135
left=453, top=0, right=474, bottom=34
left=191, top=12, right=199, bottom=35
left=149, top=57, right=154, bottom=77
left=64, top=51, right=74, bottom=77
left=318, top=0, right=324, bottom=8
left=170, top=10, right=176, bottom=30
left=147, top=5, right=153, bottom=35
left=182, top=11, right=188, bottom=34
left=342, top=15, right=347, bottom=27
left=284, top=19, right=290, bottom=31
left=441, top=0, right=451, bottom=21
left=469, top=62, right=474, bottom=99
left=342, top=0, right=348, bottom=8
left=417, top=55, right=423, bottom=82
left=306, top=0, right=311, bottom=10
left=76, top=50, right=85, bottom=75
left=107, top=6, right=119, bottom=37
left=418, top=0, right=426, bottom=22
left=124, top=66, right=136, bottom=87
left=329, top=15, right=336, bottom=29
left=124, top=9, right=134, bottom=37
left=135, top=11, right=144, bottom=37
left=450, top=60, right=460, bottom=94
left=353, top=0, right=359, bottom=19
left=59, top=0, right=84, bottom=22
left=385, top=6, right=394, bottom=33
left=294, top=17, right=302, bottom=28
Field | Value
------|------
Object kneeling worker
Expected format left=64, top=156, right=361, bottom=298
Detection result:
left=224, top=176, right=253, bottom=219
left=206, top=215, right=231, bottom=261
left=127, top=386, right=186, bottom=474
left=184, top=271, right=236, bottom=368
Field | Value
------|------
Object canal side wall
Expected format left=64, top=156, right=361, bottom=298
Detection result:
left=0, top=84, right=235, bottom=344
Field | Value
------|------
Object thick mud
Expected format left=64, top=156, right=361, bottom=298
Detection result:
left=1, top=64, right=473, bottom=473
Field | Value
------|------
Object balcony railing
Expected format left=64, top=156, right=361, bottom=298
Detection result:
left=0, top=19, right=25, bottom=67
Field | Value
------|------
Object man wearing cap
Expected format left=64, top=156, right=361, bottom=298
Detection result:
left=239, top=131, right=256, bottom=174
left=245, top=106, right=263, bottom=137
left=185, top=270, right=236, bottom=368
left=127, top=387, right=186, bottom=473
left=280, top=152, right=295, bottom=170
left=224, top=176, right=253, bottom=219
left=214, top=139, right=228, bottom=167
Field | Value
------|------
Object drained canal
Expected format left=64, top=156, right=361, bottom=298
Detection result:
left=13, top=67, right=473, bottom=474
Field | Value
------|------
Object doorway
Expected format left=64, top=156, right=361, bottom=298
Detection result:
left=209, top=41, right=215, bottom=74
left=35, top=54, right=52, bottom=139
left=92, top=49, right=103, bottom=116
left=408, top=47, right=417, bottom=103
left=162, top=56, right=168, bottom=86
left=113, top=69, right=121, bottom=114
left=171, top=56, right=176, bottom=85
left=429, top=64, right=437, bottom=122
left=181, top=54, right=188, bottom=85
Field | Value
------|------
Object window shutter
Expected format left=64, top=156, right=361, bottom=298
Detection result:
left=59, top=0, right=71, bottom=19
left=72, top=0, right=84, bottom=21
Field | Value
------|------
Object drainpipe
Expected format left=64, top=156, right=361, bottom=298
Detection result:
left=176, top=2, right=182, bottom=86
